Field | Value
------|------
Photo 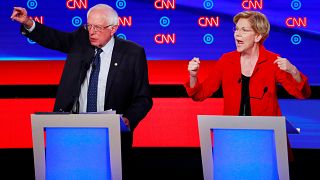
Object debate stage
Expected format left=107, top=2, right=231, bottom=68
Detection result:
left=1, top=61, right=319, bottom=179
left=1, top=148, right=319, bottom=179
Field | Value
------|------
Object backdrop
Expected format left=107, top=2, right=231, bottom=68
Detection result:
left=1, top=0, right=319, bottom=84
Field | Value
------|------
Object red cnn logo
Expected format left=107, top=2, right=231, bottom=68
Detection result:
left=66, top=0, right=88, bottom=10
left=154, top=34, right=176, bottom=44
left=154, top=0, right=176, bottom=10
left=242, top=0, right=263, bottom=10
left=198, top=17, right=220, bottom=27
left=286, top=17, right=307, bottom=28
left=30, top=16, right=44, bottom=24
left=119, top=16, right=132, bottom=27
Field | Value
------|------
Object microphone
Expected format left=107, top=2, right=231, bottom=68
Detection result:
left=241, top=87, right=268, bottom=116
left=263, top=87, right=268, bottom=94
left=91, top=59, right=97, bottom=69
left=71, top=99, right=79, bottom=114
left=250, top=87, right=268, bottom=100
left=91, top=50, right=100, bottom=69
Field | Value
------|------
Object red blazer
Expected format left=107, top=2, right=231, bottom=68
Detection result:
left=185, top=45, right=311, bottom=116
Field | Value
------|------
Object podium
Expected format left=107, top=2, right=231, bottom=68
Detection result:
left=198, top=116, right=295, bottom=180
left=31, top=113, right=127, bottom=180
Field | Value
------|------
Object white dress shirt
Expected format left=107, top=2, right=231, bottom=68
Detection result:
left=78, top=37, right=115, bottom=112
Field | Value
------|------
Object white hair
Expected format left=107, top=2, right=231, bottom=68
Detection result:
left=87, top=4, right=118, bottom=25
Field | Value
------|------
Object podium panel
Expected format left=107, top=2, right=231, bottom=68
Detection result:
left=198, top=116, right=290, bottom=180
left=31, top=114, right=123, bottom=180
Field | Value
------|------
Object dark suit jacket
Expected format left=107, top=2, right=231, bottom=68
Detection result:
left=22, top=22, right=153, bottom=130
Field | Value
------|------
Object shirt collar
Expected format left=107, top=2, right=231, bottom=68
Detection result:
left=100, top=36, right=115, bottom=54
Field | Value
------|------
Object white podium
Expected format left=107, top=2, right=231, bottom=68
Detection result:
left=31, top=113, right=125, bottom=180
left=198, top=116, right=291, bottom=180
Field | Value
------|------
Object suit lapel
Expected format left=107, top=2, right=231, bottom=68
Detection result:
left=252, top=45, right=268, bottom=76
left=105, top=37, right=125, bottom=102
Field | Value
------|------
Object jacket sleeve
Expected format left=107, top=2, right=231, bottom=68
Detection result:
left=184, top=55, right=225, bottom=101
left=20, top=22, right=78, bottom=54
left=122, top=48, right=153, bottom=130
left=276, top=65, right=311, bottom=99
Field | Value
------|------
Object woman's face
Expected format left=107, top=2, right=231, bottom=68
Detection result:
left=234, top=18, right=261, bottom=53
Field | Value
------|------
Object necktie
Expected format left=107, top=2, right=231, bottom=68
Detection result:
left=87, top=48, right=103, bottom=112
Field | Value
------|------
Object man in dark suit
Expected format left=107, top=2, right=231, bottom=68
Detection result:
left=11, top=4, right=152, bottom=179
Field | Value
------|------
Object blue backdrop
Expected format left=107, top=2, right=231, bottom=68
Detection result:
left=1, top=0, right=319, bottom=84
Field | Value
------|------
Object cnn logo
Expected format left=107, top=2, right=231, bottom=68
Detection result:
left=286, top=17, right=307, bottom=28
left=242, top=0, right=263, bottom=10
left=198, top=17, right=220, bottom=27
left=154, top=0, right=176, bottom=10
left=66, top=0, right=88, bottom=10
left=154, top=34, right=176, bottom=44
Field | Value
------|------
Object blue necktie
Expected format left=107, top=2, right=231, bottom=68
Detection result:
left=87, top=48, right=103, bottom=112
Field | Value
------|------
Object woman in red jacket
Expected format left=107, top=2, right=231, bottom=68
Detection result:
left=185, top=11, right=311, bottom=116
left=185, top=10, right=311, bottom=163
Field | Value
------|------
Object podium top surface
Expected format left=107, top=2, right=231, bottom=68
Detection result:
left=32, top=112, right=130, bottom=132
left=197, top=115, right=299, bottom=134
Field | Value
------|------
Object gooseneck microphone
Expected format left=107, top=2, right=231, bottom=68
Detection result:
left=71, top=51, right=96, bottom=114
left=91, top=49, right=101, bottom=69
left=250, top=87, right=268, bottom=99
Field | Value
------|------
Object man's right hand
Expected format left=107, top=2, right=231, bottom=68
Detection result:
left=10, top=7, right=33, bottom=29
left=188, top=57, right=200, bottom=77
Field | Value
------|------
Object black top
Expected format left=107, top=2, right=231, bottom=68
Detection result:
left=239, top=74, right=251, bottom=116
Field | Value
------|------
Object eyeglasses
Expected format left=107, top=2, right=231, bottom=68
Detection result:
left=233, top=27, right=254, bottom=34
left=84, top=24, right=113, bottom=32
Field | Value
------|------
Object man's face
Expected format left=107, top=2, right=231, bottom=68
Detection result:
left=87, top=9, right=117, bottom=48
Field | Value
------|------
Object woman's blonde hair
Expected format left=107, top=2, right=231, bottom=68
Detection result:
left=233, top=11, right=270, bottom=44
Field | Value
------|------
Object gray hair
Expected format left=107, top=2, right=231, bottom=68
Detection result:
left=87, top=4, right=118, bottom=25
